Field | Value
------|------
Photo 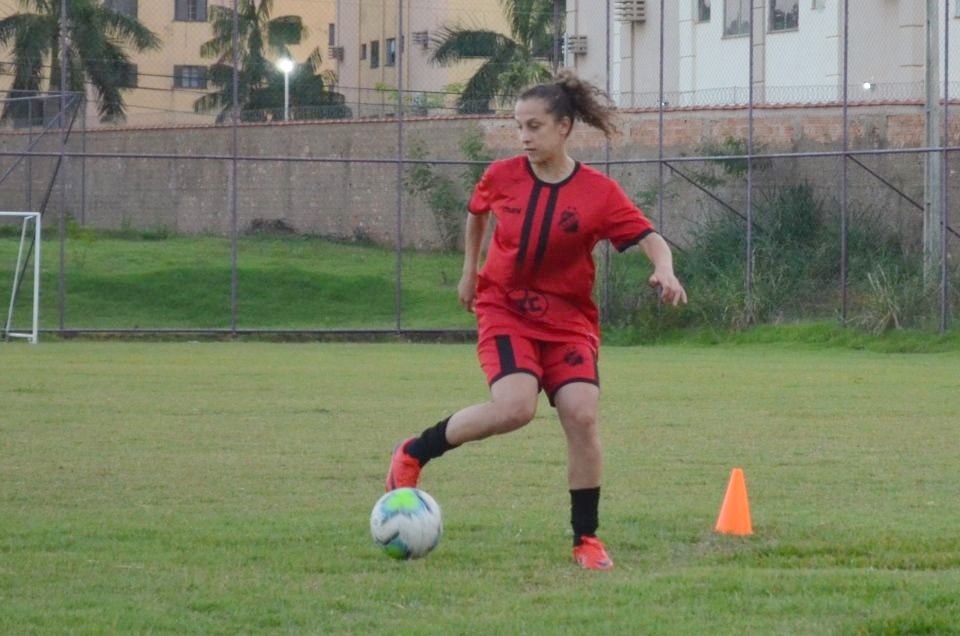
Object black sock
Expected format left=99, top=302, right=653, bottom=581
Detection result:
left=405, top=417, right=455, bottom=466
left=570, top=487, right=601, bottom=546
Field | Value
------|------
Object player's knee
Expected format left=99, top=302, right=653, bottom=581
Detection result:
left=496, top=399, right=537, bottom=432
left=562, top=406, right=598, bottom=437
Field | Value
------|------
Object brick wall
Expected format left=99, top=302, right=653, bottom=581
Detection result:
left=0, top=103, right=953, bottom=248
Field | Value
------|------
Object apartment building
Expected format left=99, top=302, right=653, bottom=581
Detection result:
left=333, top=0, right=510, bottom=116
left=566, top=0, right=960, bottom=108
left=0, top=0, right=512, bottom=125
left=0, top=0, right=336, bottom=127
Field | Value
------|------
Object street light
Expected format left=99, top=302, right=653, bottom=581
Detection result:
left=276, top=57, right=295, bottom=121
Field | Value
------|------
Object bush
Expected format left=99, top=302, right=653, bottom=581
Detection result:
left=404, top=130, right=492, bottom=252
left=601, top=181, right=945, bottom=334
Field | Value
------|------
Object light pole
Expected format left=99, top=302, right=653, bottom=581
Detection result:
left=276, top=57, right=294, bottom=121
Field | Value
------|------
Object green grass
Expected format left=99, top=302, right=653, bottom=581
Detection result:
left=606, top=321, right=960, bottom=353
left=0, top=232, right=473, bottom=330
left=3, top=231, right=957, bottom=343
left=2, top=342, right=960, bottom=633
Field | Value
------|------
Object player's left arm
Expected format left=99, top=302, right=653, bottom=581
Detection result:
left=638, top=232, right=688, bottom=307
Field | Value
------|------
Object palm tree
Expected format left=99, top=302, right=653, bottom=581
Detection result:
left=235, top=49, right=350, bottom=122
left=194, top=0, right=347, bottom=122
left=0, top=0, right=160, bottom=123
left=430, top=0, right=561, bottom=114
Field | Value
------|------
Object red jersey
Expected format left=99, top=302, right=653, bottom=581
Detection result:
left=468, top=155, right=655, bottom=348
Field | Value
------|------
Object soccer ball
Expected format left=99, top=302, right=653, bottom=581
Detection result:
left=370, top=488, right=443, bottom=560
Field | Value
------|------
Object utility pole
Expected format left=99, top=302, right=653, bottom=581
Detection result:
left=924, top=0, right=943, bottom=283
left=553, top=0, right=562, bottom=75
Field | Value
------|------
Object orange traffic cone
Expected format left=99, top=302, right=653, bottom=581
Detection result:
left=714, top=468, right=753, bottom=535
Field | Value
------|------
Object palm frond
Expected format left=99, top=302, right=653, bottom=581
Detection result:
left=267, top=15, right=305, bottom=52
left=100, top=7, right=162, bottom=51
left=456, top=57, right=507, bottom=114
left=200, top=6, right=238, bottom=59
left=83, top=36, right=141, bottom=119
left=430, top=27, right=514, bottom=66
left=305, top=46, right=323, bottom=73
left=495, top=55, right=552, bottom=102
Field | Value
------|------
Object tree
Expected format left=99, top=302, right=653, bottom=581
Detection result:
left=0, top=0, right=161, bottom=123
left=194, top=0, right=348, bottom=122
left=430, top=0, right=560, bottom=114
left=234, top=50, right=350, bottom=122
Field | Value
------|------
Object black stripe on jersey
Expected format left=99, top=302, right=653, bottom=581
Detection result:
left=615, top=228, right=655, bottom=252
left=532, top=185, right=561, bottom=270
left=495, top=335, right=517, bottom=372
left=516, top=182, right=544, bottom=266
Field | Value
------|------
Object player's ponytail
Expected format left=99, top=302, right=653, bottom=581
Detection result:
left=519, top=70, right=618, bottom=138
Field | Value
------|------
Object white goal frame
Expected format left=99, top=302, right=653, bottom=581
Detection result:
left=2, top=211, right=41, bottom=344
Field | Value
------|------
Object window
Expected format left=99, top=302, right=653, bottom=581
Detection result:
left=174, top=0, right=207, bottom=22
left=697, top=0, right=710, bottom=23
left=328, top=23, right=336, bottom=46
left=724, top=0, right=750, bottom=36
left=770, top=0, right=798, bottom=31
left=174, top=65, right=207, bottom=89
left=104, top=0, right=137, bottom=16
left=360, top=43, right=367, bottom=60
left=113, top=63, right=138, bottom=88
left=370, top=40, right=380, bottom=69
left=386, top=38, right=396, bottom=66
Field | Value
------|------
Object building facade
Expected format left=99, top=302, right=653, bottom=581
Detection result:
left=566, top=0, right=960, bottom=108
left=332, top=0, right=510, bottom=117
left=0, top=0, right=337, bottom=127
left=0, top=0, right=512, bottom=126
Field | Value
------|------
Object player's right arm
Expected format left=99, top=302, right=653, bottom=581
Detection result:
left=458, top=212, right=489, bottom=313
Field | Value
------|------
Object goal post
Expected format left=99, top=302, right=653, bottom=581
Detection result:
left=1, top=211, right=41, bottom=344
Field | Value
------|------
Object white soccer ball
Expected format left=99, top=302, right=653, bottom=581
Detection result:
left=370, top=488, right=443, bottom=560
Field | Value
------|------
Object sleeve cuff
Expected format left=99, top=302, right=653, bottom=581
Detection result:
left=614, top=229, right=655, bottom=252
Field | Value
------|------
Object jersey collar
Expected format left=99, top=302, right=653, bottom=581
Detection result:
left=524, top=157, right=581, bottom=187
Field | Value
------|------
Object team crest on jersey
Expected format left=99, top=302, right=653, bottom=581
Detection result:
left=507, top=288, right=548, bottom=318
left=559, top=208, right=579, bottom=233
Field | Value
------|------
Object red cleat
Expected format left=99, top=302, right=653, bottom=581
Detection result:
left=573, top=535, right=614, bottom=570
left=385, top=438, right=422, bottom=491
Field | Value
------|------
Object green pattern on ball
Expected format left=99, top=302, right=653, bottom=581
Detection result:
left=383, top=539, right=410, bottom=560
left=384, top=488, right=420, bottom=513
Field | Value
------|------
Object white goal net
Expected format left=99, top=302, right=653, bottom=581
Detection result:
left=1, top=211, right=41, bottom=344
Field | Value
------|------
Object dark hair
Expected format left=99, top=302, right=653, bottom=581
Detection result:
left=518, top=70, right=618, bottom=138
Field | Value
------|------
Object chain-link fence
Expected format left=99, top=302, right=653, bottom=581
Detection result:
left=0, top=0, right=956, bottom=337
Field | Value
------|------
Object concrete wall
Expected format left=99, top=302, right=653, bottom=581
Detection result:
left=0, top=104, right=954, bottom=249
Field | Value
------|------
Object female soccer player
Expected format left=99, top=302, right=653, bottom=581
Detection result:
left=386, top=71, right=687, bottom=570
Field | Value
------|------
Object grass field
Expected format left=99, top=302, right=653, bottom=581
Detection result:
left=0, top=232, right=473, bottom=330
left=2, top=341, right=960, bottom=634
left=3, top=231, right=958, bottom=337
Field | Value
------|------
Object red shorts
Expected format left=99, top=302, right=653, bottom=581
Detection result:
left=477, top=335, right=599, bottom=405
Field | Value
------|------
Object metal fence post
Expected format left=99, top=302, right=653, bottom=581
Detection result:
left=26, top=99, right=32, bottom=211
left=841, top=0, right=849, bottom=324
left=395, top=0, right=405, bottom=332
left=230, top=0, right=240, bottom=334
left=601, top=0, right=612, bottom=322
left=80, top=94, right=86, bottom=226
left=58, top=0, right=68, bottom=332
left=745, top=0, right=755, bottom=313
left=941, top=0, right=951, bottom=333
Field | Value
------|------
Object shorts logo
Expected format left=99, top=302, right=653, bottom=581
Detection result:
left=563, top=348, right=585, bottom=366
left=559, top=208, right=579, bottom=233
left=507, top=288, right=548, bottom=318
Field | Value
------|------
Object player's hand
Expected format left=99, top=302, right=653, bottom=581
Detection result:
left=648, top=270, right=688, bottom=307
left=458, top=272, right=478, bottom=313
